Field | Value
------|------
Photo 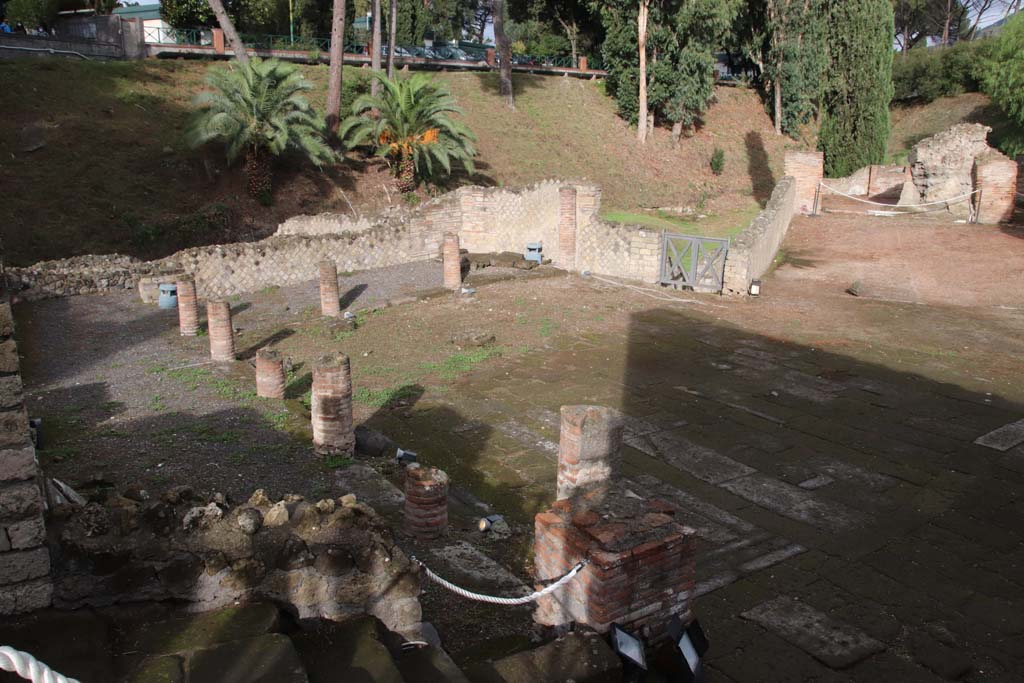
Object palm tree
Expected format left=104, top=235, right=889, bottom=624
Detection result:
left=339, top=73, right=477, bottom=194
left=186, top=59, right=336, bottom=204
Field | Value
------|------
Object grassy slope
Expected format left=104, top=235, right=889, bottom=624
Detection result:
left=888, top=92, right=1018, bottom=164
left=0, top=59, right=789, bottom=266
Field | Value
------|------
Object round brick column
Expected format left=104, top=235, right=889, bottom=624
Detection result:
left=442, top=233, right=462, bottom=290
left=206, top=300, right=236, bottom=362
left=404, top=464, right=449, bottom=539
left=176, top=276, right=200, bottom=337
left=311, top=353, right=354, bottom=455
left=255, top=347, right=286, bottom=399
left=319, top=260, right=341, bottom=317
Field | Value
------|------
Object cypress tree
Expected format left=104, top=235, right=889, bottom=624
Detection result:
left=818, top=0, right=894, bottom=177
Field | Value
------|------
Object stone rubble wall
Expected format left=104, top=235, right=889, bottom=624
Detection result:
left=722, top=176, right=796, bottom=296
left=899, top=123, right=993, bottom=220
left=0, top=298, right=52, bottom=615
left=50, top=488, right=422, bottom=638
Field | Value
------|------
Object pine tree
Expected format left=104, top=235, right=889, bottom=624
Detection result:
left=818, top=0, right=894, bottom=177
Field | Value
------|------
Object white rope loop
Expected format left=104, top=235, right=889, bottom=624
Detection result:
left=0, top=647, right=80, bottom=683
left=819, top=182, right=978, bottom=209
left=415, top=558, right=589, bottom=606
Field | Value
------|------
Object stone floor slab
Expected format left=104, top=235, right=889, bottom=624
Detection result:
left=974, top=418, right=1024, bottom=452
left=188, top=633, right=307, bottom=683
left=741, top=596, right=885, bottom=669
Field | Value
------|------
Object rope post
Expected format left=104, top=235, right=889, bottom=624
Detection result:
left=973, top=189, right=983, bottom=224
left=812, top=182, right=821, bottom=217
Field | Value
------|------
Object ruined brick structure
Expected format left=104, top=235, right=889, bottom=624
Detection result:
left=255, top=348, right=286, bottom=399
left=319, top=261, right=341, bottom=317
left=534, top=405, right=696, bottom=643
left=206, top=300, right=236, bottom=362
left=0, top=294, right=52, bottom=615
left=403, top=465, right=449, bottom=540
left=784, top=151, right=824, bottom=216
left=973, top=151, right=1019, bottom=224
left=311, top=354, right=355, bottom=456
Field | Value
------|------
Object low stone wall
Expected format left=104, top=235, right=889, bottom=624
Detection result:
left=722, top=176, right=796, bottom=296
left=0, top=33, right=124, bottom=60
left=576, top=219, right=662, bottom=284
left=10, top=179, right=656, bottom=301
left=821, top=165, right=908, bottom=199
left=50, top=487, right=422, bottom=637
left=0, top=298, right=52, bottom=615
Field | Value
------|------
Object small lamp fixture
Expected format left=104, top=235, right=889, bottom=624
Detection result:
left=395, top=448, right=418, bottom=467
left=611, top=623, right=647, bottom=677
left=477, top=514, right=504, bottom=532
left=667, top=615, right=709, bottom=682
left=749, top=279, right=762, bottom=297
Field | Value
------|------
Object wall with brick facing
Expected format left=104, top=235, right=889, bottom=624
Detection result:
left=784, top=151, right=824, bottom=216
left=0, top=298, right=52, bottom=615
left=868, top=165, right=910, bottom=197
left=973, top=152, right=1018, bottom=224
left=722, top=176, right=796, bottom=296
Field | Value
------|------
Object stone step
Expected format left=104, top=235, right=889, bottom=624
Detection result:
left=392, top=644, right=471, bottom=683
left=292, top=615, right=406, bottom=683
left=463, top=631, right=621, bottom=683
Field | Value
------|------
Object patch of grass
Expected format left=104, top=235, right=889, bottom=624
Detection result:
left=149, top=395, right=167, bottom=412
left=260, top=285, right=280, bottom=294
left=263, top=410, right=290, bottom=431
left=146, top=364, right=168, bottom=375
left=352, top=384, right=422, bottom=408
left=167, top=366, right=213, bottom=390
left=420, top=347, right=504, bottom=380
left=358, top=365, right=397, bottom=377
left=324, top=454, right=354, bottom=469
left=539, top=320, right=558, bottom=338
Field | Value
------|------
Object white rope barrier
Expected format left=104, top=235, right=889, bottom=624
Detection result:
left=818, top=182, right=978, bottom=209
left=0, top=647, right=80, bottom=683
left=415, top=557, right=588, bottom=606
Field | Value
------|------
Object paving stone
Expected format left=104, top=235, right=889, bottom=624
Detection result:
left=123, top=655, right=184, bottom=683
left=908, top=630, right=972, bottom=680
left=465, top=631, right=621, bottom=683
left=740, top=596, right=885, bottom=669
left=188, top=633, right=307, bottom=683
left=291, top=616, right=404, bottom=683
left=798, top=474, right=834, bottom=490
left=121, top=603, right=280, bottom=656
left=973, top=419, right=1024, bottom=452
left=718, top=473, right=866, bottom=533
left=626, top=431, right=755, bottom=485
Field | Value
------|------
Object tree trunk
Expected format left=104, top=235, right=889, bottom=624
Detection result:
left=941, top=0, right=952, bottom=45
left=371, top=0, right=382, bottom=96
left=671, top=121, right=683, bottom=144
left=493, top=0, right=514, bottom=110
left=245, top=147, right=272, bottom=203
left=206, top=0, right=248, bottom=64
left=637, top=0, right=649, bottom=144
left=386, top=0, right=397, bottom=78
left=325, top=0, right=347, bottom=132
left=557, top=15, right=578, bottom=68
left=397, top=152, right=416, bottom=193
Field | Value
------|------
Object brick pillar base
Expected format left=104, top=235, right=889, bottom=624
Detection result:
left=319, top=261, right=341, bottom=317
left=404, top=464, right=449, bottom=539
left=558, top=187, right=578, bottom=270
left=442, top=233, right=462, bottom=290
left=784, top=151, right=824, bottom=216
left=176, top=277, right=200, bottom=337
left=973, top=152, right=1018, bottom=224
left=255, top=347, right=286, bottom=399
left=533, top=492, right=696, bottom=643
left=206, top=300, right=235, bottom=362
left=556, top=405, right=623, bottom=504
left=311, top=353, right=354, bottom=455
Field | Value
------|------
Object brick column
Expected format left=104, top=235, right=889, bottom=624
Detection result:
left=206, top=300, right=235, bottom=362
left=212, top=28, right=225, bottom=54
left=579, top=56, right=588, bottom=71
left=973, top=152, right=1018, bottom=224
left=403, top=464, right=449, bottom=539
left=255, top=348, right=286, bottom=399
left=319, top=261, right=341, bottom=317
left=558, top=187, right=578, bottom=270
left=0, top=301, right=52, bottom=615
left=556, top=405, right=624, bottom=504
left=176, top=276, right=200, bottom=337
left=311, top=353, right=354, bottom=455
left=784, top=151, right=824, bottom=216
left=442, top=233, right=462, bottom=290
left=485, top=48, right=495, bottom=66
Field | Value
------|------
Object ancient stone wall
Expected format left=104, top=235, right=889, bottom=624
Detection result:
left=973, top=151, right=1019, bottom=224
left=899, top=123, right=993, bottom=220
left=0, top=296, right=52, bottom=615
left=784, top=151, right=823, bottom=216
left=722, top=176, right=796, bottom=296
left=50, top=488, right=422, bottom=637
left=868, top=165, right=910, bottom=197
left=576, top=220, right=662, bottom=284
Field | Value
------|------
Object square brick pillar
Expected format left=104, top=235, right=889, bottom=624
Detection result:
left=558, top=187, right=578, bottom=271
left=973, top=152, right=1018, bottom=224
left=556, top=405, right=623, bottom=504
left=212, top=28, right=225, bottom=54
left=784, top=151, right=824, bottom=216
left=0, top=301, right=52, bottom=615
left=533, top=491, right=696, bottom=643
left=442, top=233, right=462, bottom=290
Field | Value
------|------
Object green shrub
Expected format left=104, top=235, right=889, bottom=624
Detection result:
left=710, top=147, right=725, bottom=175
left=982, top=13, right=1024, bottom=157
left=892, top=40, right=993, bottom=103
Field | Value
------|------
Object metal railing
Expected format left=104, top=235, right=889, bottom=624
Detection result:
left=142, top=28, right=604, bottom=71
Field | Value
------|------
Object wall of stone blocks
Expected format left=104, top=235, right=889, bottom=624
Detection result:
left=457, top=182, right=562, bottom=264
left=973, top=153, right=1018, bottom=224
left=0, top=301, right=52, bottom=615
left=722, top=176, right=796, bottom=296
left=576, top=220, right=662, bottom=284
left=784, top=151, right=824, bottom=216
